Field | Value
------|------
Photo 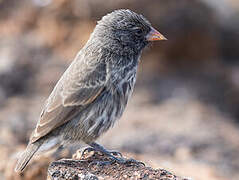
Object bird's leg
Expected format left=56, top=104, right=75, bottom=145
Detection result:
left=87, top=142, right=144, bottom=166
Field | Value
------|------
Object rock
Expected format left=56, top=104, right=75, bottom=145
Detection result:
left=47, top=150, right=189, bottom=180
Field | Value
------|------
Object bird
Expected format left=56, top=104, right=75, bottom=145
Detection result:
left=15, top=9, right=166, bottom=172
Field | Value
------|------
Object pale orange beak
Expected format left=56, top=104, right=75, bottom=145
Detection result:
left=146, top=27, right=167, bottom=41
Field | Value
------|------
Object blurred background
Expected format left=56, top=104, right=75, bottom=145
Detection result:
left=0, top=0, right=239, bottom=179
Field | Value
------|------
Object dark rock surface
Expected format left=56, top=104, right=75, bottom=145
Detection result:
left=48, top=150, right=189, bottom=180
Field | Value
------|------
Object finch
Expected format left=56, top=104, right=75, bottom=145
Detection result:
left=15, top=9, right=166, bottom=172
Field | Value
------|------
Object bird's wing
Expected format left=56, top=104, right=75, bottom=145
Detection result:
left=30, top=53, right=108, bottom=143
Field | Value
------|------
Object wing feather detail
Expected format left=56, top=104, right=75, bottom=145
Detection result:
left=30, top=52, right=107, bottom=143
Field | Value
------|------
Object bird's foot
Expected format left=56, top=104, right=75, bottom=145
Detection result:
left=86, top=142, right=145, bottom=166
left=80, top=146, right=122, bottom=158
left=108, top=150, right=123, bottom=157
left=81, top=147, right=95, bottom=156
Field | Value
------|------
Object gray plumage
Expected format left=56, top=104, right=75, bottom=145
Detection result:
left=15, top=9, right=166, bottom=172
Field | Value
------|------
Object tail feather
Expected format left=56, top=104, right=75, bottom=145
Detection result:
left=15, top=142, right=42, bottom=172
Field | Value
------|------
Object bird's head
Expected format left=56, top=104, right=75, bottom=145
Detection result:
left=91, top=9, right=166, bottom=56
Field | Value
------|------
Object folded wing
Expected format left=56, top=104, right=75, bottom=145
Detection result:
left=30, top=53, right=107, bottom=143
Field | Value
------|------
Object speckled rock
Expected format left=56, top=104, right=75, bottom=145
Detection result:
left=47, top=150, right=189, bottom=180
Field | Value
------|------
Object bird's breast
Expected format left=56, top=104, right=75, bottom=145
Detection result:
left=113, top=69, right=136, bottom=102
left=63, top=68, right=137, bottom=143
left=110, top=67, right=137, bottom=116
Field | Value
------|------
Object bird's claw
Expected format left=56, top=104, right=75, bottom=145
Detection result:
left=124, top=158, right=145, bottom=166
left=81, top=147, right=122, bottom=158
left=80, top=147, right=96, bottom=158
left=109, top=150, right=123, bottom=157
left=81, top=144, right=144, bottom=167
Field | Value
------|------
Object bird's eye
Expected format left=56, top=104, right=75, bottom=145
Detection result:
left=135, top=29, right=143, bottom=36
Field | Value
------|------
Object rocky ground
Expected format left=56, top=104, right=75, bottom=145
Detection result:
left=0, top=0, right=239, bottom=180
left=47, top=150, right=189, bottom=180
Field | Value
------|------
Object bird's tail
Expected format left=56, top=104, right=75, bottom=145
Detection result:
left=15, top=141, right=42, bottom=172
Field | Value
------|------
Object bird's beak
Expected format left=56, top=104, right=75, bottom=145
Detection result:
left=146, top=27, right=167, bottom=41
